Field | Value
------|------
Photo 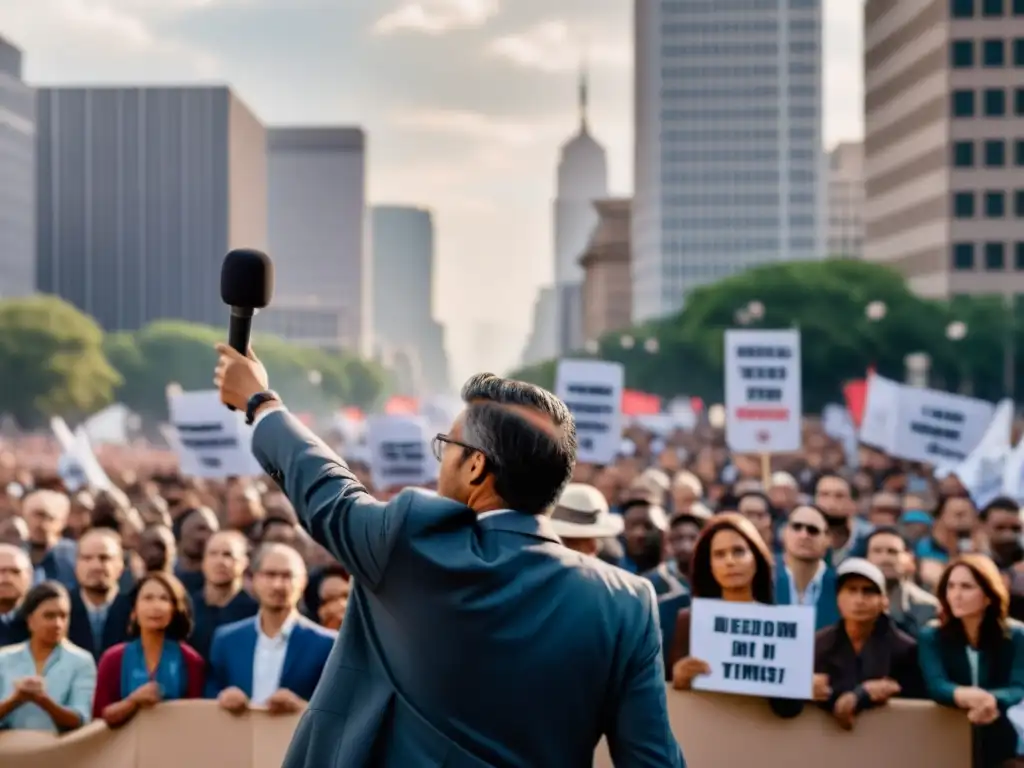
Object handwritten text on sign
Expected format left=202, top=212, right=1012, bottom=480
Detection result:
left=724, top=329, right=802, bottom=453
left=689, top=598, right=815, bottom=700
left=555, top=359, right=624, bottom=464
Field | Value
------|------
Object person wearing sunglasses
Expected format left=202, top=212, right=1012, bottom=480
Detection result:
left=213, top=346, right=685, bottom=768
left=774, top=504, right=839, bottom=630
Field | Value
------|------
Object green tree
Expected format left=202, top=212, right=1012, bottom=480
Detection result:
left=0, top=296, right=121, bottom=426
left=509, top=260, right=1013, bottom=411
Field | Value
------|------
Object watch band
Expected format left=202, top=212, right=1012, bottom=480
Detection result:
left=245, top=391, right=280, bottom=426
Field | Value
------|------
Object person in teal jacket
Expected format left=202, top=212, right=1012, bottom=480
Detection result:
left=773, top=504, right=839, bottom=630
left=918, top=554, right=1024, bottom=768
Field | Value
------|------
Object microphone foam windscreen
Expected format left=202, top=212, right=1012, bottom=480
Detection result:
left=220, top=249, right=274, bottom=308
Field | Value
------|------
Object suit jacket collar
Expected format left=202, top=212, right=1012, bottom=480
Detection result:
left=476, top=511, right=560, bottom=544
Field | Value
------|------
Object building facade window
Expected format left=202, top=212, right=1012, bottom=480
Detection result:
left=986, top=242, right=1006, bottom=269
left=986, top=139, right=1007, bottom=165
left=1016, top=139, right=1024, bottom=164
left=954, top=89, right=976, bottom=116
left=984, top=39, right=1006, bottom=65
left=954, top=242, right=976, bottom=269
left=984, top=0, right=1005, bottom=15
left=986, top=191, right=1006, bottom=216
left=1016, top=88, right=1024, bottom=114
left=953, top=40, right=975, bottom=67
left=953, top=0, right=975, bottom=15
left=955, top=191, right=976, bottom=217
left=1016, top=0, right=1024, bottom=15
left=1014, top=38, right=1024, bottom=64
left=954, top=140, right=975, bottom=166
left=985, top=88, right=1007, bottom=115
left=1016, top=242, right=1024, bottom=269
left=1016, top=189, right=1024, bottom=215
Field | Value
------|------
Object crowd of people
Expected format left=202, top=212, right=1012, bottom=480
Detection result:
left=0, top=414, right=1021, bottom=766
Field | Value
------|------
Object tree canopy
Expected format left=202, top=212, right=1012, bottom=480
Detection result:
left=509, top=259, right=1021, bottom=412
left=0, top=296, right=389, bottom=426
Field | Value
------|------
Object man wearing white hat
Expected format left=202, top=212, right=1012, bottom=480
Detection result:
left=551, top=483, right=624, bottom=557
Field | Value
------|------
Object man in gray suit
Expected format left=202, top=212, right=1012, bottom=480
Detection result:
left=214, top=343, right=684, bottom=768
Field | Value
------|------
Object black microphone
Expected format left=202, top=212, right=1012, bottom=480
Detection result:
left=220, top=249, right=274, bottom=409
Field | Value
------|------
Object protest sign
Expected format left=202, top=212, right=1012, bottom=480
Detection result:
left=724, top=329, right=801, bottom=453
left=689, top=598, right=815, bottom=700
left=168, top=390, right=262, bottom=478
left=555, top=359, right=624, bottom=463
left=859, top=375, right=995, bottom=464
left=50, top=417, right=113, bottom=491
left=953, top=399, right=1012, bottom=506
left=366, top=414, right=435, bottom=490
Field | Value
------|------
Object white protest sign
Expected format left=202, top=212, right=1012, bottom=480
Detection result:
left=953, top=399, right=1012, bottom=507
left=168, top=390, right=262, bottom=478
left=366, top=414, right=435, bottom=491
left=689, top=598, right=815, bottom=700
left=859, top=375, right=995, bottom=464
left=555, top=359, right=624, bottom=464
left=724, top=329, right=802, bottom=453
left=50, top=417, right=113, bottom=491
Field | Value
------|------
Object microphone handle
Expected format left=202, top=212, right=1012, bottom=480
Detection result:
left=226, top=307, right=255, bottom=411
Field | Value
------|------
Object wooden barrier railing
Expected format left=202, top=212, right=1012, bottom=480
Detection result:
left=0, top=692, right=970, bottom=767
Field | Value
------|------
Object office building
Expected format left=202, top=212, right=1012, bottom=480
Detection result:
left=36, top=86, right=266, bottom=330
left=0, top=35, right=35, bottom=297
left=370, top=205, right=451, bottom=395
left=863, top=0, right=1024, bottom=298
left=553, top=66, right=608, bottom=352
left=268, top=127, right=369, bottom=353
left=580, top=198, right=633, bottom=342
left=520, top=287, right=559, bottom=366
left=633, top=0, right=825, bottom=323
left=827, top=142, right=864, bottom=258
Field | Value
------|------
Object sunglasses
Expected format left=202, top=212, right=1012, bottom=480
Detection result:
left=790, top=521, right=824, bottom=537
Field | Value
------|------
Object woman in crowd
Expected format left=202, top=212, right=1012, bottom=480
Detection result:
left=918, top=554, right=1024, bottom=768
left=92, top=572, right=205, bottom=726
left=0, top=581, right=96, bottom=731
left=315, top=564, right=351, bottom=631
left=668, top=513, right=774, bottom=678
left=667, top=514, right=801, bottom=716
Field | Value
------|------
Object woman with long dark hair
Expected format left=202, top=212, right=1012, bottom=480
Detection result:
left=918, top=555, right=1024, bottom=767
left=668, top=513, right=774, bottom=679
left=92, top=572, right=204, bottom=727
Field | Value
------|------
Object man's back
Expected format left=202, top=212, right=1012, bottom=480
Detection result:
left=252, top=411, right=684, bottom=768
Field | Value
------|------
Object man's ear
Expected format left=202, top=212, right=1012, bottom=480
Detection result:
left=468, top=454, right=488, bottom=486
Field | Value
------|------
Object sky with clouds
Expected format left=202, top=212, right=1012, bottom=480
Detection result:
left=0, top=0, right=864, bottom=385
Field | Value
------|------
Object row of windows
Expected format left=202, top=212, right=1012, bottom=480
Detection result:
left=951, top=242, right=1024, bottom=271
left=661, top=85, right=818, bottom=99
left=950, top=38, right=1024, bottom=67
left=662, top=0, right=817, bottom=13
left=952, top=138, right=1024, bottom=167
left=952, top=189, right=1024, bottom=217
left=662, top=128, right=817, bottom=141
left=952, top=0, right=1024, bottom=17
left=661, top=107, right=818, bottom=121
left=951, top=88, right=1024, bottom=117
left=662, top=20, right=818, bottom=35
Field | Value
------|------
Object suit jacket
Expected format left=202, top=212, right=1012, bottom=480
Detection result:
left=814, top=613, right=925, bottom=712
left=918, top=619, right=1024, bottom=768
left=67, top=590, right=133, bottom=661
left=773, top=564, right=839, bottom=630
left=0, top=612, right=28, bottom=648
left=35, top=539, right=77, bottom=588
left=888, top=580, right=939, bottom=639
left=252, top=409, right=685, bottom=768
left=204, top=614, right=336, bottom=701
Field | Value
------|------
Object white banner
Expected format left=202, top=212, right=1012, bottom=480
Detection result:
left=366, top=415, right=435, bottom=491
left=555, top=359, right=624, bottom=464
left=689, top=598, right=815, bottom=700
left=168, top=390, right=262, bottom=478
left=724, top=329, right=802, bottom=453
left=859, top=375, right=995, bottom=464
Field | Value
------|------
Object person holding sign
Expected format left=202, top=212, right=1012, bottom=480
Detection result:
left=918, top=555, right=1024, bottom=768
left=664, top=515, right=800, bottom=713
left=212, top=347, right=685, bottom=768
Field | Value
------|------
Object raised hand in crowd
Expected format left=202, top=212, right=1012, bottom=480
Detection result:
left=811, top=673, right=831, bottom=702
left=671, top=657, right=710, bottom=691
left=217, top=686, right=250, bottom=715
left=128, top=681, right=162, bottom=709
left=265, top=688, right=305, bottom=716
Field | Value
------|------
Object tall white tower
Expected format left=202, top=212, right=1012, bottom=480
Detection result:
left=553, top=60, right=609, bottom=352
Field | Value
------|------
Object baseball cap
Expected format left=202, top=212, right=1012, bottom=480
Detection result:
left=836, top=557, right=887, bottom=594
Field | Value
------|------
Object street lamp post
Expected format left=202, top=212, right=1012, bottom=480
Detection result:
left=946, top=321, right=970, bottom=394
